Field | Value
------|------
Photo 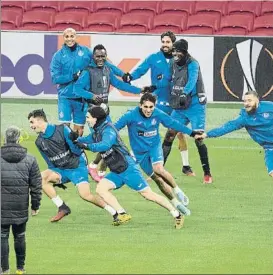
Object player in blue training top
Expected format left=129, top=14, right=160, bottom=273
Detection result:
left=122, top=31, right=194, bottom=176
left=195, top=91, right=273, bottom=181
left=70, top=104, right=188, bottom=229
left=114, top=93, right=202, bottom=210
left=28, top=109, right=118, bottom=224
left=73, top=44, right=153, bottom=182
left=50, top=28, right=124, bottom=136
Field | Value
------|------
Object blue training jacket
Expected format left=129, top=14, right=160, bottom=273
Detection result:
left=131, top=51, right=172, bottom=104
left=207, top=101, right=273, bottom=149
left=73, top=61, right=141, bottom=100
left=50, top=44, right=124, bottom=98
left=114, top=107, right=192, bottom=153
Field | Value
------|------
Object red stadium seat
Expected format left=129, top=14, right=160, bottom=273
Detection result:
left=1, top=1, right=28, bottom=15
left=118, top=13, right=152, bottom=33
left=83, top=13, right=119, bottom=32
left=1, top=9, right=22, bottom=29
left=227, top=1, right=262, bottom=17
left=261, top=1, right=273, bottom=16
left=125, top=1, right=158, bottom=16
left=248, top=29, right=273, bottom=36
left=253, top=15, right=273, bottom=32
left=28, top=1, right=59, bottom=13
left=217, top=14, right=254, bottom=35
left=50, top=12, right=86, bottom=31
left=183, top=14, right=220, bottom=34
left=158, top=1, right=195, bottom=16
left=18, top=10, right=54, bottom=31
left=195, top=1, right=228, bottom=16
left=59, top=1, right=94, bottom=15
left=148, top=13, right=187, bottom=33
left=94, top=1, right=125, bottom=17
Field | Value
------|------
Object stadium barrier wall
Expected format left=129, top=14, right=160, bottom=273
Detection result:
left=1, top=32, right=272, bottom=102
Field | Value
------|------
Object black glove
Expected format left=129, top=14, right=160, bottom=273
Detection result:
left=122, top=72, right=133, bottom=83
left=93, top=95, right=104, bottom=105
left=179, top=93, right=192, bottom=109
left=69, top=130, right=79, bottom=143
left=73, top=70, right=81, bottom=81
left=31, top=200, right=40, bottom=211
left=53, top=183, right=68, bottom=190
left=75, top=142, right=89, bottom=150
left=142, top=85, right=157, bottom=94
left=190, top=130, right=204, bottom=138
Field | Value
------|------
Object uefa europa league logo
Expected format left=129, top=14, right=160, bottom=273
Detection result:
left=221, top=39, right=273, bottom=99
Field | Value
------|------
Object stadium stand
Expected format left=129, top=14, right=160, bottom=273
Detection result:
left=1, top=1, right=272, bottom=36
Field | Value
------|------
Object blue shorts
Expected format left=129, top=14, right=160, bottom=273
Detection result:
left=156, top=103, right=172, bottom=115
left=171, top=104, right=206, bottom=130
left=104, top=157, right=149, bottom=192
left=50, top=165, right=89, bottom=185
left=134, top=143, right=164, bottom=176
left=265, top=149, right=273, bottom=174
left=58, top=98, right=86, bottom=125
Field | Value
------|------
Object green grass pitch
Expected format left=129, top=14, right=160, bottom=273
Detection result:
left=1, top=100, right=273, bottom=274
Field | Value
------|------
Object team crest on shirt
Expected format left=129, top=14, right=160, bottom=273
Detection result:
left=263, top=113, right=269, bottom=118
left=151, top=118, right=157, bottom=125
left=78, top=50, right=84, bottom=56
left=59, top=111, right=64, bottom=119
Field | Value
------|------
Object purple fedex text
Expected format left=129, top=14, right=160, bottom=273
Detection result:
left=1, top=35, right=58, bottom=96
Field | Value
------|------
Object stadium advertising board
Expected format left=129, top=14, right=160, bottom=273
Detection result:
left=1, top=32, right=213, bottom=101
left=213, top=37, right=273, bottom=102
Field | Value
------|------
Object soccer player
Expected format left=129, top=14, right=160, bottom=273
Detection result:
left=71, top=104, right=188, bottom=229
left=195, top=90, right=273, bottom=180
left=28, top=109, right=118, bottom=223
left=122, top=31, right=194, bottom=176
left=73, top=44, right=153, bottom=182
left=114, top=93, right=201, bottom=210
left=50, top=28, right=124, bottom=136
left=162, top=38, right=213, bottom=184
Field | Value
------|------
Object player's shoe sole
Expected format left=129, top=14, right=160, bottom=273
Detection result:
left=175, top=215, right=185, bottom=229
left=50, top=206, right=71, bottom=222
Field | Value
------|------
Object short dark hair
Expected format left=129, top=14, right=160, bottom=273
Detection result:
left=28, top=109, right=47, bottom=121
left=93, top=44, right=107, bottom=55
left=245, top=90, right=259, bottom=98
left=161, top=31, right=176, bottom=43
left=140, top=93, right=157, bottom=105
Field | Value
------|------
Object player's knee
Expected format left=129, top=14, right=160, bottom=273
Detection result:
left=14, top=231, right=25, bottom=241
left=41, top=171, right=51, bottom=184
left=152, top=163, right=165, bottom=175
left=269, top=171, right=273, bottom=178
left=96, top=180, right=108, bottom=196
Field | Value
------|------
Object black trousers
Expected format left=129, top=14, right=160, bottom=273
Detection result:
left=1, top=222, right=26, bottom=271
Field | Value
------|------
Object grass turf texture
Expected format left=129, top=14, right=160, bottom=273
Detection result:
left=2, top=101, right=273, bottom=274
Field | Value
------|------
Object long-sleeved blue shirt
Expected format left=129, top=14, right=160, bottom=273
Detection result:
left=131, top=51, right=172, bottom=104
left=73, top=62, right=141, bottom=100
left=50, top=44, right=124, bottom=98
left=207, top=101, right=273, bottom=149
left=114, top=107, right=193, bottom=153
left=37, top=124, right=86, bottom=168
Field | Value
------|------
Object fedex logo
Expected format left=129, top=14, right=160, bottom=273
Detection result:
left=1, top=33, right=140, bottom=98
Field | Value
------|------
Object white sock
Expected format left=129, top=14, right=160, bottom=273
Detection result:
left=170, top=209, right=180, bottom=218
left=89, top=163, right=97, bottom=169
left=117, top=208, right=126, bottom=214
left=171, top=198, right=180, bottom=208
left=180, top=150, right=189, bottom=166
left=51, top=195, right=63, bottom=208
left=104, top=205, right=117, bottom=216
left=173, top=186, right=183, bottom=195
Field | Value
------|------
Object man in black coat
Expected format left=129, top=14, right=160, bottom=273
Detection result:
left=1, top=126, right=42, bottom=275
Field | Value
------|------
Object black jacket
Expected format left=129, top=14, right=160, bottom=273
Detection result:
left=1, top=144, right=42, bottom=225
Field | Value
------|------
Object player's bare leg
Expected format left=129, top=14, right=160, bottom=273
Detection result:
left=41, top=170, right=71, bottom=222
left=153, top=163, right=189, bottom=206
left=177, top=132, right=195, bottom=176
left=96, top=179, right=132, bottom=225
left=139, top=187, right=190, bottom=228
left=151, top=173, right=190, bottom=214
